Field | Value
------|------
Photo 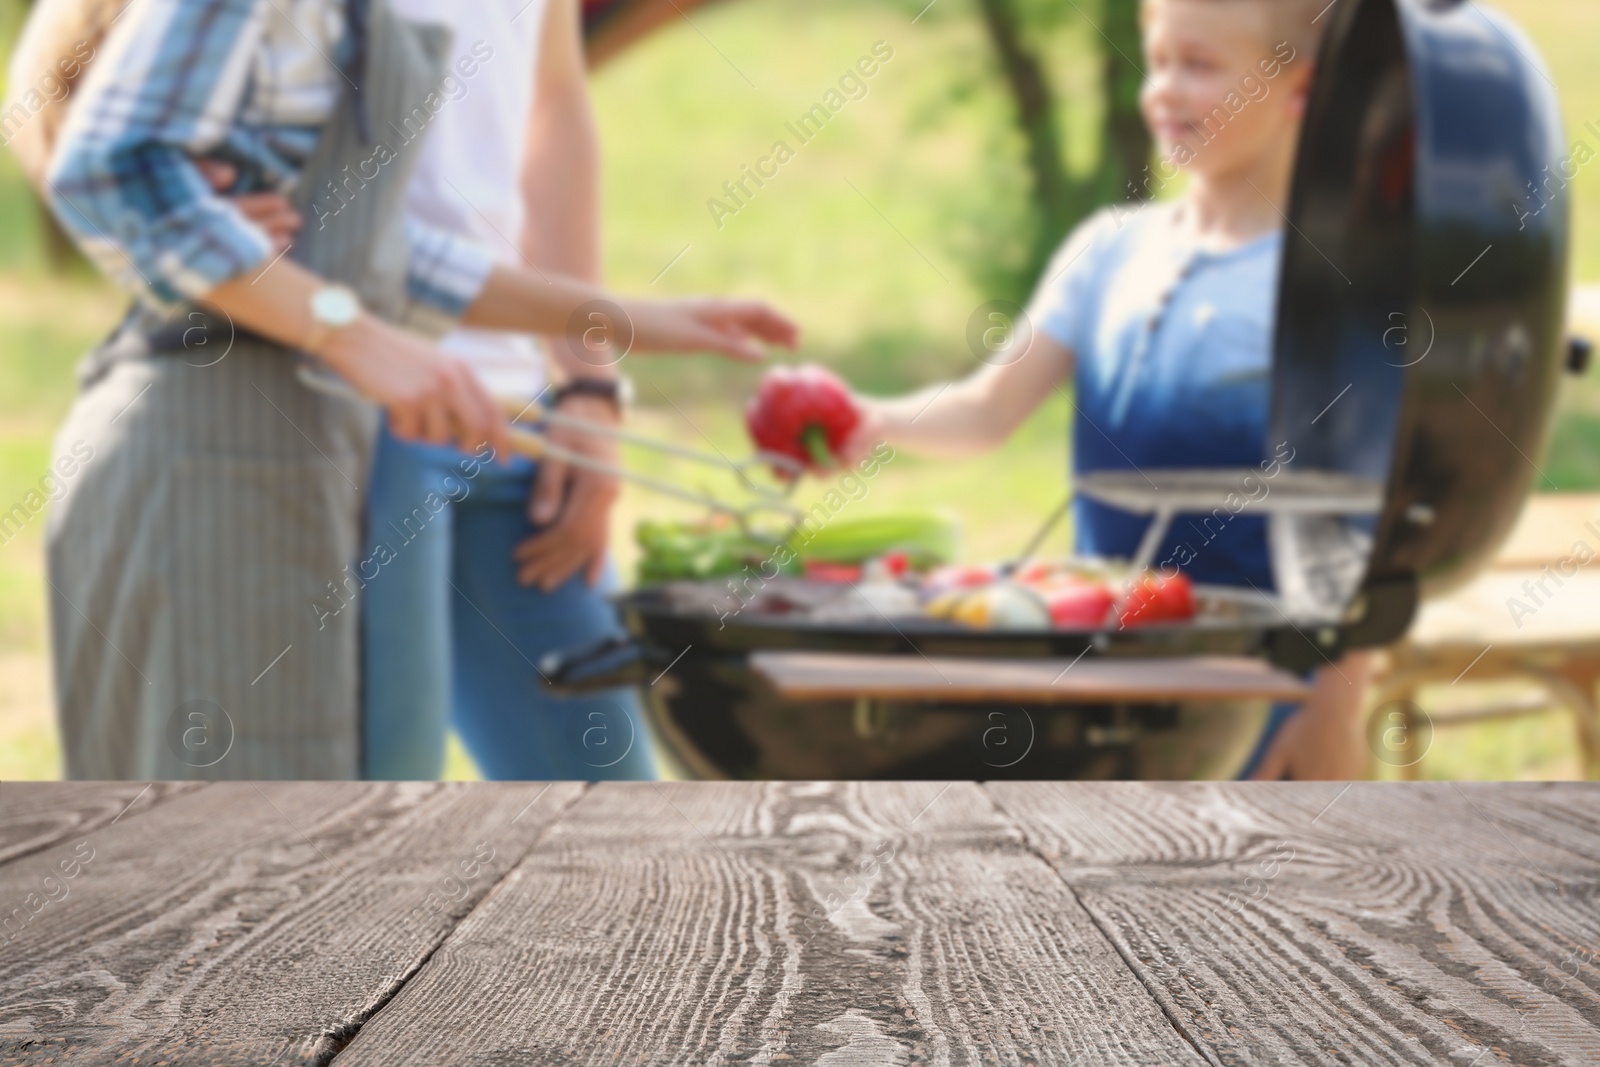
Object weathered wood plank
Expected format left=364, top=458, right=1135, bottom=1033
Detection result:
left=335, top=781, right=1206, bottom=1066
left=0, top=781, right=585, bottom=1066
left=985, top=783, right=1600, bottom=878
left=987, top=783, right=1600, bottom=1066
left=1473, top=783, right=1600, bottom=865
left=0, top=781, right=198, bottom=869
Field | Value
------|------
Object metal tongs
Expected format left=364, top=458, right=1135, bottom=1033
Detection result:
left=296, top=366, right=806, bottom=533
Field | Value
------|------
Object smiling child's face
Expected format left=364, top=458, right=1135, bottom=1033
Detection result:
left=1139, top=0, right=1313, bottom=180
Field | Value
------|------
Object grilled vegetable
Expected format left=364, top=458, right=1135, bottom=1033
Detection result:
left=634, top=519, right=792, bottom=583
left=745, top=363, right=862, bottom=474
left=923, top=561, right=1193, bottom=631
left=1041, top=580, right=1115, bottom=628
left=1114, top=570, right=1196, bottom=628
left=636, top=510, right=960, bottom=584
left=795, top=511, right=962, bottom=570
left=923, top=563, right=999, bottom=597
left=926, top=584, right=1050, bottom=630
left=803, top=560, right=863, bottom=583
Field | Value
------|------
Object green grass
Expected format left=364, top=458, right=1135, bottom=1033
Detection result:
left=1370, top=680, right=1589, bottom=782
left=1, top=0, right=1599, bottom=779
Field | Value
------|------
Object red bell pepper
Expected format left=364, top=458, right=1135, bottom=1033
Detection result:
left=745, top=364, right=862, bottom=475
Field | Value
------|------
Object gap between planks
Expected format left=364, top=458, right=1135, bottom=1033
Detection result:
left=331, top=777, right=1209, bottom=1067
left=980, top=781, right=1223, bottom=1067
left=313, top=781, right=593, bottom=1067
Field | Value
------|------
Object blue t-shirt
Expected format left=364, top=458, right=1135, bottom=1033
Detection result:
left=1027, top=204, right=1282, bottom=589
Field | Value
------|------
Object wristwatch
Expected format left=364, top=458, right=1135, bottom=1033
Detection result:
left=304, top=284, right=362, bottom=354
left=551, top=375, right=633, bottom=415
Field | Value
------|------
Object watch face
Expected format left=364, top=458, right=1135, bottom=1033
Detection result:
left=311, top=286, right=361, bottom=328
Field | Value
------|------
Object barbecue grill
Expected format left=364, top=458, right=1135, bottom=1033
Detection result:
left=543, top=0, right=1588, bottom=779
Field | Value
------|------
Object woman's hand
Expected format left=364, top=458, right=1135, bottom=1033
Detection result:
left=319, top=316, right=512, bottom=459
left=512, top=394, right=622, bottom=590
left=619, top=296, right=799, bottom=362
left=194, top=159, right=301, bottom=253
left=464, top=268, right=798, bottom=363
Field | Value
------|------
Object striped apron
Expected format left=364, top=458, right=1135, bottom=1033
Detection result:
left=46, top=1, right=453, bottom=780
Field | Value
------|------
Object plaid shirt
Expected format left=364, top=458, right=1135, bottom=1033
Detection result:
left=46, top=0, right=492, bottom=324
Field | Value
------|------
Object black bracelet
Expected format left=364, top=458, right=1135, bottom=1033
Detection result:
left=550, top=377, right=629, bottom=414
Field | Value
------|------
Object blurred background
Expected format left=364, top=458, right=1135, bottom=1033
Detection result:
left=1, top=0, right=1596, bottom=779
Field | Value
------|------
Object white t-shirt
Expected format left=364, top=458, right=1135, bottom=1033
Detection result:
left=389, top=0, right=551, bottom=398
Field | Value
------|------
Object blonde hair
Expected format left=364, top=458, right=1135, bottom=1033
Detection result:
left=1142, top=0, right=1330, bottom=60
left=3, top=0, right=131, bottom=190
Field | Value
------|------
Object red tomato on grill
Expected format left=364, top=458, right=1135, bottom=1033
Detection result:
left=1115, top=571, right=1196, bottom=628
left=1043, top=581, right=1116, bottom=629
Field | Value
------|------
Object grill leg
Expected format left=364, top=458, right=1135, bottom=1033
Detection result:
left=853, top=698, right=889, bottom=741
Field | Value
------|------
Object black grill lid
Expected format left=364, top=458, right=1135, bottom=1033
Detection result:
left=1269, top=0, right=1571, bottom=643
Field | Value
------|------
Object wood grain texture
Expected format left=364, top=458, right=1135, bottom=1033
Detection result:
left=987, top=783, right=1600, bottom=1066
left=335, top=781, right=1207, bottom=1066
left=0, top=781, right=584, bottom=1067
left=4, top=783, right=1596, bottom=1065
left=0, top=781, right=198, bottom=869
left=751, top=653, right=1313, bottom=704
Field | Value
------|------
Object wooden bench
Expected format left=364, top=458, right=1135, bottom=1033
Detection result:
left=1373, top=493, right=1600, bottom=778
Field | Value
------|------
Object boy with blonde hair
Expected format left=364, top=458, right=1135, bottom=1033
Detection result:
left=840, top=0, right=1376, bottom=779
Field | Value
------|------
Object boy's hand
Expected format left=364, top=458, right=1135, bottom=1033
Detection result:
left=1249, top=651, right=1377, bottom=781
left=623, top=297, right=798, bottom=362
left=1248, top=699, right=1365, bottom=781
left=833, top=395, right=890, bottom=468
left=193, top=159, right=301, bottom=253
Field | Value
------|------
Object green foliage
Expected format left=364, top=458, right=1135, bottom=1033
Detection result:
left=915, top=0, right=1152, bottom=302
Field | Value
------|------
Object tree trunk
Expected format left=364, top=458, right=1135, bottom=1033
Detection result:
left=1099, top=0, right=1152, bottom=204
left=974, top=0, right=1151, bottom=288
left=972, top=0, right=1072, bottom=241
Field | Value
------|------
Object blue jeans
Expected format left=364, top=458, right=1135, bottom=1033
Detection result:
left=361, top=426, right=657, bottom=781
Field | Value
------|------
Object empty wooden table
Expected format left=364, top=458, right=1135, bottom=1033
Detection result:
left=2, top=782, right=1598, bottom=1065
